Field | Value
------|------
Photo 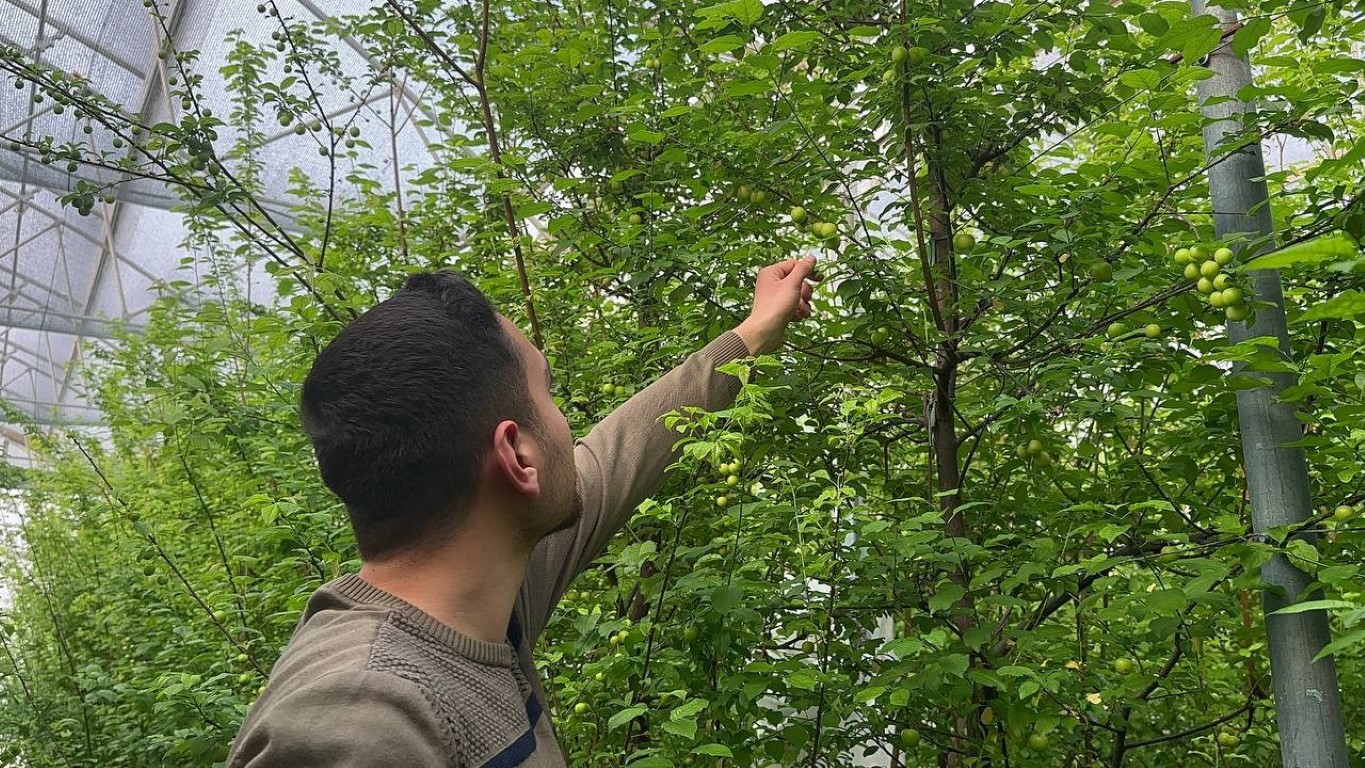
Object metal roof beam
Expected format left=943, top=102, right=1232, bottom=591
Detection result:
left=0, top=303, right=139, bottom=338
left=0, top=218, right=58, bottom=261
left=4, top=415, right=100, bottom=427
left=0, top=0, right=147, bottom=77
left=0, top=221, right=79, bottom=305
left=1, top=336, right=58, bottom=372
left=0, top=188, right=178, bottom=290
left=0, top=0, right=48, bottom=397
left=0, top=156, right=299, bottom=227
left=4, top=341, right=67, bottom=408
left=0, top=185, right=102, bottom=246
left=0, top=155, right=183, bottom=211
left=52, top=0, right=188, bottom=409
left=0, top=99, right=58, bottom=138
left=0, top=396, right=103, bottom=426
left=0, top=279, right=68, bottom=316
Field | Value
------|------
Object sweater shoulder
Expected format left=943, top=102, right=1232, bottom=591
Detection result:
left=271, top=582, right=394, bottom=680
left=228, top=605, right=452, bottom=768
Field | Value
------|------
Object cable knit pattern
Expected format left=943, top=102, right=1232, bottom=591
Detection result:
left=368, top=615, right=533, bottom=766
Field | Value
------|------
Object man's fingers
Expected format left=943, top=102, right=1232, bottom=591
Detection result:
left=800, top=282, right=813, bottom=303
left=762, top=257, right=822, bottom=285
left=787, top=257, right=819, bottom=284
left=764, top=258, right=800, bottom=280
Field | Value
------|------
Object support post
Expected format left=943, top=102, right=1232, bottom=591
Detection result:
left=1191, top=4, right=1349, bottom=766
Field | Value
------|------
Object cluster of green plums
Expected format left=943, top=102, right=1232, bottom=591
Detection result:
left=1015, top=438, right=1055, bottom=467
left=737, top=184, right=770, bottom=206
left=1105, top=320, right=1164, bottom=342
left=1175, top=245, right=1253, bottom=321
left=604, top=176, right=647, bottom=226
left=882, top=44, right=929, bottom=83
left=787, top=205, right=842, bottom=246
left=599, top=382, right=630, bottom=398
left=714, top=459, right=741, bottom=508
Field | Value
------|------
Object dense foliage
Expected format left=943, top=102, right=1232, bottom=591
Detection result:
left=2, top=0, right=1362, bottom=765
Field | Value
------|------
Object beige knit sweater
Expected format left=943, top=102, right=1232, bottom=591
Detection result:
left=226, top=330, right=751, bottom=767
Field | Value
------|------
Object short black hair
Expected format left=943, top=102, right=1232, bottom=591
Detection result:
left=300, top=271, right=538, bottom=560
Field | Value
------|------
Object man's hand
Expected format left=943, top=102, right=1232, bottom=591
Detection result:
left=734, top=257, right=822, bottom=356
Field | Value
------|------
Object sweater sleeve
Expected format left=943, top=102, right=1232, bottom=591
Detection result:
left=521, top=330, right=751, bottom=642
left=228, top=670, right=448, bottom=768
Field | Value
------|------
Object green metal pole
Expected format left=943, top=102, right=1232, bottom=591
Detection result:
left=1190, top=3, right=1349, bottom=766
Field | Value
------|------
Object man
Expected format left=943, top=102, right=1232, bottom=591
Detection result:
left=226, top=256, right=821, bottom=767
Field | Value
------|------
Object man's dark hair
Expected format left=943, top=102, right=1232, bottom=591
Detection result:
left=300, top=271, right=538, bottom=560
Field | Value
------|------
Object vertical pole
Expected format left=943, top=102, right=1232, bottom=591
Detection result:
left=1191, top=4, right=1349, bottom=766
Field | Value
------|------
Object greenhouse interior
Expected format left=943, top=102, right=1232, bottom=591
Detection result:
left=0, top=0, right=1361, bottom=766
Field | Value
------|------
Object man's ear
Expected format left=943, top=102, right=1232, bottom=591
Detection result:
left=491, top=420, right=540, bottom=500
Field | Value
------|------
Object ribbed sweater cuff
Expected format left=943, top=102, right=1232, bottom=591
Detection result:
left=702, top=330, right=752, bottom=367
left=330, top=573, right=516, bottom=667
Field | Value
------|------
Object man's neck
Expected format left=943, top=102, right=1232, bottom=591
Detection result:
left=357, top=526, right=530, bottom=645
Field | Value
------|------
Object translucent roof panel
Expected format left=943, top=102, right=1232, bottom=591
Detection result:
left=0, top=0, right=440, bottom=462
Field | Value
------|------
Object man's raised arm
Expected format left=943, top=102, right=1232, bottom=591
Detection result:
left=521, top=257, right=821, bottom=640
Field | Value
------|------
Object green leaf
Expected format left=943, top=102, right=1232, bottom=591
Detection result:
left=854, top=685, right=886, bottom=704
left=695, top=744, right=734, bottom=758
left=1291, top=5, right=1325, bottom=41
left=1138, top=13, right=1169, bottom=36
left=1315, top=136, right=1365, bottom=177
left=1146, top=588, right=1187, bottom=615
left=1284, top=539, right=1320, bottom=577
left=516, top=201, right=554, bottom=218
left=670, top=698, right=708, bottom=721
left=771, top=31, right=820, bottom=51
left=1118, top=69, right=1161, bottom=91
left=660, top=719, right=698, bottom=739
left=1271, top=599, right=1355, bottom=616
left=724, top=79, right=772, bottom=97
left=940, top=654, right=970, bottom=677
left=1159, top=16, right=1223, bottom=62
left=1251, top=233, right=1360, bottom=270
left=1317, top=565, right=1359, bottom=586
left=928, top=583, right=966, bottom=612
left=1312, top=628, right=1365, bottom=662
left=607, top=705, right=647, bottom=731
left=725, top=0, right=763, bottom=26
left=625, top=124, right=666, bottom=145
left=788, top=668, right=820, bottom=690
left=711, top=584, right=742, bottom=614
left=695, top=0, right=762, bottom=29
left=700, top=35, right=746, bottom=54
left=1232, top=17, right=1271, bottom=56
left=967, top=669, right=1004, bottom=689
left=1097, top=524, right=1130, bottom=544
left=1298, top=291, right=1365, bottom=323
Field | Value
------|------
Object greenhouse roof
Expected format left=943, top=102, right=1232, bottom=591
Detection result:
left=0, top=0, right=439, bottom=465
